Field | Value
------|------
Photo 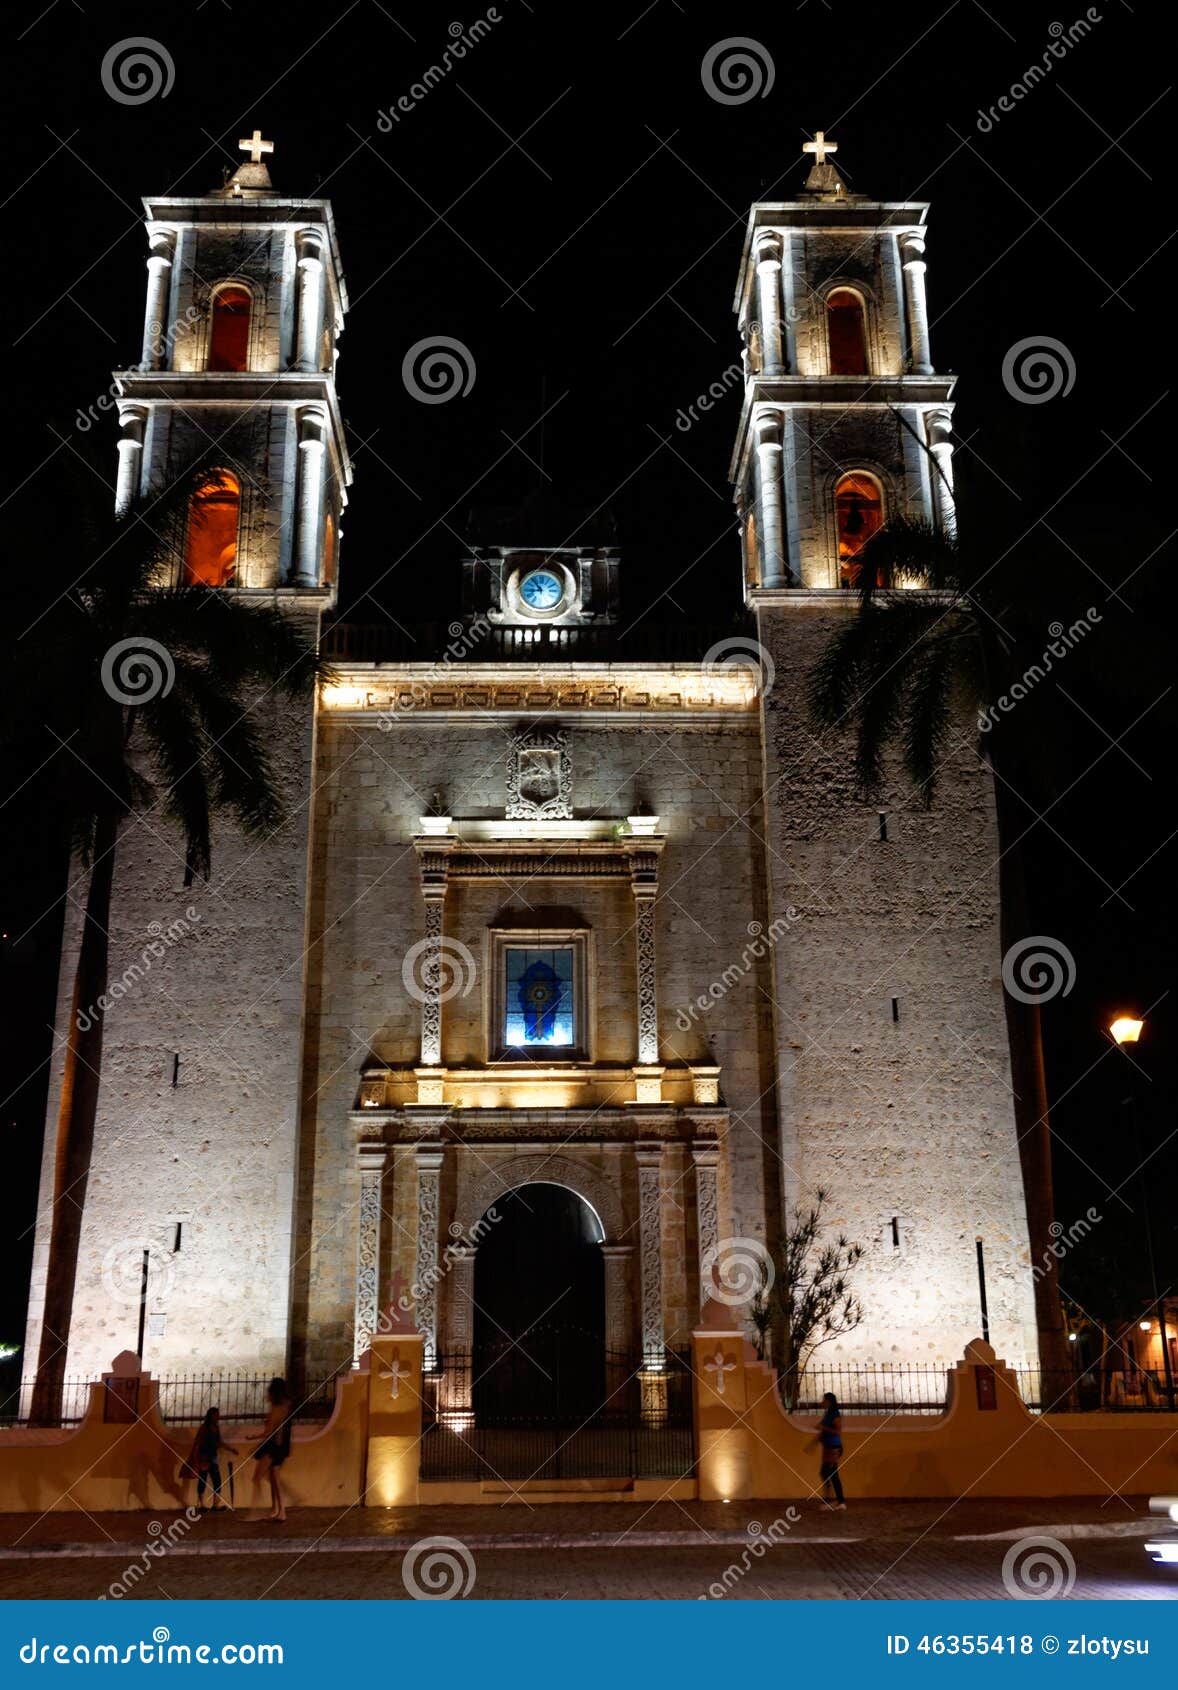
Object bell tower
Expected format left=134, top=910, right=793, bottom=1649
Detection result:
left=729, top=132, right=955, bottom=595
left=731, top=137, right=1038, bottom=1373
left=114, top=132, right=350, bottom=596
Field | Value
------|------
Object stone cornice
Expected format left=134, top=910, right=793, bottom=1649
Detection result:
left=320, top=663, right=757, bottom=721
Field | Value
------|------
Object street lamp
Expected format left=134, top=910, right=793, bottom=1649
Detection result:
left=1108, top=1013, right=1175, bottom=1410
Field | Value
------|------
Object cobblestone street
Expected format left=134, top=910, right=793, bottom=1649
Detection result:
left=0, top=1499, right=1168, bottom=1601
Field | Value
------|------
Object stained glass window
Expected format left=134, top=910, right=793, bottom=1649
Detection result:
left=504, top=946, right=575, bottom=1048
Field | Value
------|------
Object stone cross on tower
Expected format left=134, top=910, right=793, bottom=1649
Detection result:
left=238, top=129, right=274, bottom=165
left=802, top=130, right=837, bottom=167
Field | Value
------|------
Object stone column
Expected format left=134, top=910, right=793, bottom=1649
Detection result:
left=114, top=404, right=148, bottom=516
left=353, top=1139, right=387, bottom=1361
left=601, top=1244, right=633, bottom=1352
left=754, top=410, right=787, bottom=588
left=754, top=233, right=784, bottom=377
left=293, top=406, right=328, bottom=588
left=691, top=1141, right=722, bottom=1309
left=448, top=1244, right=476, bottom=1353
left=899, top=230, right=933, bottom=376
left=628, top=849, right=663, bottom=1101
left=413, top=1145, right=444, bottom=1366
left=141, top=226, right=175, bottom=370
left=295, top=228, right=327, bottom=373
left=778, top=229, right=799, bottom=372
left=925, top=405, right=957, bottom=540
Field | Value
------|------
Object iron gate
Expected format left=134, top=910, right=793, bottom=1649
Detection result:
left=420, top=1343, right=694, bottom=1482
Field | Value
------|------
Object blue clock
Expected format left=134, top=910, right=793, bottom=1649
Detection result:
left=520, top=568, right=564, bottom=611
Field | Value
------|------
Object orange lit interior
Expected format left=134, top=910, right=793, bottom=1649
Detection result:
left=184, top=471, right=240, bottom=587
left=208, top=286, right=251, bottom=373
left=836, top=472, right=884, bottom=584
left=827, top=289, right=868, bottom=376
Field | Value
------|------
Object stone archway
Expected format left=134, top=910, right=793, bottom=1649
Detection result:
left=455, top=1153, right=624, bottom=1243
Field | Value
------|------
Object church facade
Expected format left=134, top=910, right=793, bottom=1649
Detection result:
left=24, top=136, right=1039, bottom=1401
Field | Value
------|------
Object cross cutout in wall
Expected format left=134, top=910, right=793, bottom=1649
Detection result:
left=704, top=1348, right=738, bottom=1397
left=238, top=129, right=274, bottom=165
left=803, top=131, right=838, bottom=167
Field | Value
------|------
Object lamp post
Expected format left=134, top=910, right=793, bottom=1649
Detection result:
left=1109, top=1014, right=1174, bottom=1410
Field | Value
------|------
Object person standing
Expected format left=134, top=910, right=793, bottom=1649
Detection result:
left=186, top=1407, right=237, bottom=1511
left=253, top=1377, right=294, bottom=1523
left=816, top=1391, right=846, bottom=1510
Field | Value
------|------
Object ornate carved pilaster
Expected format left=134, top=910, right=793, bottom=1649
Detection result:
left=353, top=1139, right=387, bottom=1361
left=600, top=1244, right=633, bottom=1352
left=635, top=1142, right=666, bottom=1362
left=448, top=1243, right=476, bottom=1352
left=413, top=843, right=453, bottom=1080
left=629, top=849, right=660, bottom=1081
left=691, top=1141, right=721, bottom=1310
left=413, top=1146, right=444, bottom=1365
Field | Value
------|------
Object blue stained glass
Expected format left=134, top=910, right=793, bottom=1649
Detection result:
left=504, top=947, right=575, bottom=1048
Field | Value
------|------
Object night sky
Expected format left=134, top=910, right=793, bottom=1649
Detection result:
left=1, top=0, right=1172, bottom=1361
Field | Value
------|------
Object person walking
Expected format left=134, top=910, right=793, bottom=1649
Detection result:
left=185, top=1408, right=237, bottom=1511
left=253, top=1377, right=294, bottom=1523
left=816, top=1391, right=846, bottom=1510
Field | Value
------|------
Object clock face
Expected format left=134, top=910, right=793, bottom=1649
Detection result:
left=519, top=568, right=564, bottom=611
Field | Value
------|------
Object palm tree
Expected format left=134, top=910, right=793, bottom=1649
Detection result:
left=808, top=516, right=1073, bottom=1388
left=3, top=473, right=329, bottom=1422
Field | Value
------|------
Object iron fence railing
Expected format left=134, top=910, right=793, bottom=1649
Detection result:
left=0, top=1370, right=345, bottom=1429
left=787, top=1362, right=1177, bottom=1415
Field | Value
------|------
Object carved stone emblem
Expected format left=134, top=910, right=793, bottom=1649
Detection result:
left=506, top=724, right=572, bottom=820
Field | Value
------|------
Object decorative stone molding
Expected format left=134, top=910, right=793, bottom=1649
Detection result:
left=506, top=722, right=572, bottom=820
left=321, top=669, right=757, bottom=719
left=636, top=1141, right=666, bottom=1359
left=413, top=1146, right=444, bottom=1364
left=689, top=1066, right=722, bottom=1105
left=448, top=1244, right=476, bottom=1350
left=454, top=1152, right=623, bottom=1242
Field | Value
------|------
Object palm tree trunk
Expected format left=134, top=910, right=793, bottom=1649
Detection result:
left=30, top=813, right=119, bottom=1425
left=989, top=768, right=1072, bottom=1393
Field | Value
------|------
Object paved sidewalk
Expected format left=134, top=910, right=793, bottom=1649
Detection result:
left=0, top=1495, right=1160, bottom=1558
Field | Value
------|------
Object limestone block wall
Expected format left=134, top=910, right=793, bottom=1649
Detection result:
left=23, top=683, right=320, bottom=1383
left=293, top=713, right=778, bottom=1372
left=754, top=601, right=1038, bottom=1371
left=169, top=227, right=294, bottom=374
left=788, top=229, right=907, bottom=378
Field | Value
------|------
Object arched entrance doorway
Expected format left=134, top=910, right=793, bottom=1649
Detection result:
left=472, top=1183, right=605, bottom=1426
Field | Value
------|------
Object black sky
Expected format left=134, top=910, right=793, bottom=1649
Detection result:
left=1, top=0, right=1173, bottom=1362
